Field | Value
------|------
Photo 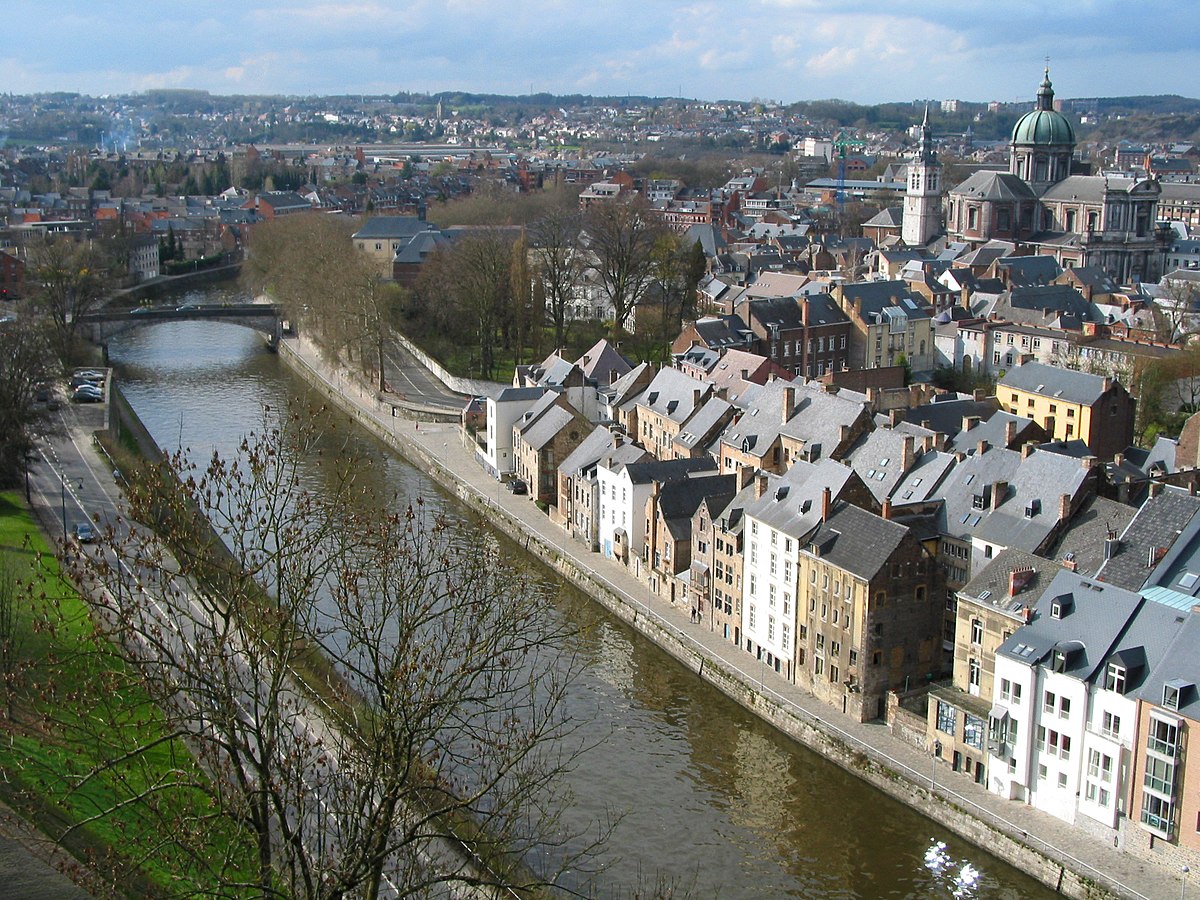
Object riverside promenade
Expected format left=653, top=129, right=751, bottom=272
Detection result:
left=281, top=334, right=1177, bottom=900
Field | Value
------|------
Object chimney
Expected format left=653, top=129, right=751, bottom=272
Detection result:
left=961, top=286, right=971, bottom=309
left=889, top=409, right=902, bottom=426
left=991, top=480, right=1008, bottom=511
left=1103, top=527, right=1120, bottom=561
left=738, top=465, right=758, bottom=490
left=901, top=434, right=915, bottom=470
left=881, top=498, right=893, bottom=520
left=693, top=388, right=702, bottom=409
left=1114, top=451, right=1124, bottom=467
left=1009, top=565, right=1035, bottom=596
left=1081, top=455, right=1097, bottom=470
left=755, top=473, right=769, bottom=499
left=962, top=415, right=981, bottom=433
left=853, top=298, right=862, bottom=319
left=1005, top=419, right=1018, bottom=446
left=741, top=369, right=749, bottom=381
left=783, top=385, right=796, bottom=422
left=977, top=439, right=989, bottom=456
left=840, top=424, right=851, bottom=443
left=1149, top=481, right=1164, bottom=499
left=1102, top=377, right=1112, bottom=393
left=973, top=388, right=986, bottom=402
left=1058, top=492, right=1072, bottom=521
left=822, top=485, right=832, bottom=520
left=1022, top=441, right=1037, bottom=460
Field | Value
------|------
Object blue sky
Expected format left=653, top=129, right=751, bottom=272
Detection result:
left=6, top=1, right=1196, bottom=104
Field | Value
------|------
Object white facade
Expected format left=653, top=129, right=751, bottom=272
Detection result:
left=484, top=390, right=545, bottom=478
left=741, top=515, right=800, bottom=667
left=596, top=463, right=639, bottom=561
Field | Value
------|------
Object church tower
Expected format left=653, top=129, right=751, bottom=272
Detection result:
left=902, top=106, right=942, bottom=246
left=1009, top=68, right=1075, bottom=192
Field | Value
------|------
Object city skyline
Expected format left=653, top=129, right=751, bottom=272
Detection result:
left=6, top=1, right=1198, bottom=106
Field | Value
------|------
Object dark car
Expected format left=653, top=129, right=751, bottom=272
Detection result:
left=73, top=522, right=96, bottom=543
left=507, top=478, right=528, bottom=495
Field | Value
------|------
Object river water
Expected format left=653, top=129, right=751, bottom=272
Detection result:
left=107, top=290, right=1054, bottom=899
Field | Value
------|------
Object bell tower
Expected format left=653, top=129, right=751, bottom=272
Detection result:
left=902, top=106, right=943, bottom=246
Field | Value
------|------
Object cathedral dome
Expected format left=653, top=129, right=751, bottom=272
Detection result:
left=1011, top=69, right=1075, bottom=147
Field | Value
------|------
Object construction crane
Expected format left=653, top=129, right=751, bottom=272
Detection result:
left=833, top=131, right=867, bottom=222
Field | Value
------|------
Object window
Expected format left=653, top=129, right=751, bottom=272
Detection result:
left=1148, top=717, right=1179, bottom=757
left=970, top=619, right=982, bottom=646
left=1102, top=711, right=1121, bottom=739
left=1058, top=772, right=1068, bottom=788
left=936, top=700, right=957, bottom=735
left=814, top=657, right=824, bottom=676
left=781, top=623, right=790, bottom=651
left=1104, top=663, right=1126, bottom=694
left=1044, top=690, right=1056, bottom=715
left=964, top=715, right=984, bottom=750
left=1144, top=755, right=1177, bottom=796
left=767, top=616, right=775, bottom=641
left=748, top=605, right=756, bottom=629
left=1141, top=794, right=1174, bottom=835
left=1059, top=697, right=1071, bottom=719
left=968, top=658, right=981, bottom=693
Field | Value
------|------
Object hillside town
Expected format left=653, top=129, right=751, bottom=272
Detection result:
left=10, top=69, right=1200, bottom=892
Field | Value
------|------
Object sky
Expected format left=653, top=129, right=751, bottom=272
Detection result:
left=5, top=1, right=1197, bottom=106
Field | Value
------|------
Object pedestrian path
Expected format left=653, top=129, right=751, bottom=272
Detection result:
left=284, top=336, right=1179, bottom=900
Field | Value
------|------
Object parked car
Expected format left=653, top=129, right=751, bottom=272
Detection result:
left=73, top=522, right=96, bottom=543
left=72, top=386, right=103, bottom=403
left=507, top=478, right=528, bottom=495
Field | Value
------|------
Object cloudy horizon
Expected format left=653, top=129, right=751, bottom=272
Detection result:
left=6, top=1, right=1196, bottom=106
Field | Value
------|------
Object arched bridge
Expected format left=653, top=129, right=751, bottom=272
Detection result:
left=79, top=303, right=287, bottom=347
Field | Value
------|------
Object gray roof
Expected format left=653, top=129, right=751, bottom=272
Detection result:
left=1045, top=495, right=1138, bottom=578
left=949, top=170, right=1038, bottom=202
left=807, top=501, right=911, bottom=580
left=777, top=382, right=872, bottom=459
left=839, top=280, right=933, bottom=321
left=640, top=367, right=711, bottom=425
left=999, top=361, right=1115, bottom=407
left=906, top=396, right=1001, bottom=438
left=972, top=449, right=1092, bottom=551
left=353, top=215, right=430, bottom=240
left=1131, top=612, right=1200, bottom=721
left=619, top=456, right=717, bottom=486
left=518, top=398, right=582, bottom=452
left=559, top=425, right=636, bottom=478
left=997, top=255, right=1063, bottom=288
left=959, top=547, right=1054, bottom=618
left=659, top=474, right=739, bottom=541
left=674, top=397, right=734, bottom=453
left=997, top=569, right=1143, bottom=683
left=948, top=410, right=1044, bottom=454
left=1040, top=175, right=1146, bottom=205
left=743, top=459, right=863, bottom=541
left=1096, top=488, right=1200, bottom=591
left=890, top=449, right=957, bottom=505
left=933, top=446, right=1023, bottom=541
left=495, top=386, right=548, bottom=404
left=844, top=428, right=920, bottom=502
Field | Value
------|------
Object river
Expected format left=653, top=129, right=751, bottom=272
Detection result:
left=107, top=289, right=1054, bottom=899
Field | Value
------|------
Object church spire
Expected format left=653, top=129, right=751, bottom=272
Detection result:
left=1037, top=66, right=1055, bottom=111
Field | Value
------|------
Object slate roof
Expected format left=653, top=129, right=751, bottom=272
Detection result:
left=933, top=447, right=1023, bottom=541
left=518, top=398, right=581, bottom=452
left=639, top=367, right=711, bottom=425
left=659, top=474, right=739, bottom=541
left=743, top=296, right=806, bottom=330
left=890, top=449, right=957, bottom=505
left=618, top=457, right=717, bottom=486
left=839, top=280, right=933, bottom=321
left=845, top=428, right=920, bottom=502
left=949, top=170, right=1038, bottom=202
left=999, top=361, right=1115, bottom=406
left=948, top=410, right=1044, bottom=454
left=805, top=292, right=850, bottom=327
left=559, top=425, right=639, bottom=479
left=743, top=459, right=860, bottom=539
left=496, top=386, right=548, bottom=404
left=691, top=315, right=753, bottom=351
left=353, top=215, right=429, bottom=240
left=959, top=548, right=1054, bottom=618
left=807, top=501, right=910, bottom=580
left=1040, top=175, right=1143, bottom=204
left=996, top=569, right=1143, bottom=683
left=777, top=382, right=872, bottom=459
left=1045, top=495, right=1138, bottom=578
left=394, top=230, right=447, bottom=264
left=1131, top=612, right=1200, bottom=721
left=602, top=361, right=652, bottom=409
left=905, top=396, right=1001, bottom=438
left=998, top=255, right=1063, bottom=288
left=1096, top=488, right=1200, bottom=591
left=674, top=397, right=734, bottom=454
left=577, top=339, right=632, bottom=385
left=972, top=449, right=1092, bottom=551
left=863, top=206, right=903, bottom=228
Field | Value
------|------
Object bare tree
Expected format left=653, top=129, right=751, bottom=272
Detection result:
left=69, top=411, right=597, bottom=897
left=28, top=238, right=112, bottom=363
left=1153, top=277, right=1200, bottom=344
left=529, top=209, right=584, bottom=350
left=0, top=319, right=53, bottom=487
left=583, top=199, right=668, bottom=338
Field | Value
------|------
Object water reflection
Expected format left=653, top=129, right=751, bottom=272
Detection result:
left=108, top=313, right=1053, bottom=899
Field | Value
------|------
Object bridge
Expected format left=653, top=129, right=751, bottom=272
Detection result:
left=79, top=303, right=287, bottom=347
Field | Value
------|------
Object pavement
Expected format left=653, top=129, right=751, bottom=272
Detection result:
left=283, top=333, right=1184, bottom=900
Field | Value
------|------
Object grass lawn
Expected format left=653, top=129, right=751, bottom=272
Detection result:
left=0, top=492, right=258, bottom=895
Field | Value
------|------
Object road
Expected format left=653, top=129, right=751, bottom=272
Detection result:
left=379, top=337, right=473, bottom=416
left=23, top=382, right=494, bottom=898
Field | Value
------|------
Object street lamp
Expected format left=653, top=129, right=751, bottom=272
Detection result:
left=60, top=473, right=67, bottom=542
left=1182, top=864, right=1190, bottom=900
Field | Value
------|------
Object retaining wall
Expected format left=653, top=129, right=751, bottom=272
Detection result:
left=279, top=338, right=1123, bottom=900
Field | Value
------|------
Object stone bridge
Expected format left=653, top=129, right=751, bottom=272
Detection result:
left=79, top=303, right=286, bottom=348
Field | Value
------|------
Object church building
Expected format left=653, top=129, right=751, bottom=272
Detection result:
left=904, top=70, right=1165, bottom=284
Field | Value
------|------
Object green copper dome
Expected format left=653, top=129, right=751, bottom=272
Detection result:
left=1011, top=69, right=1075, bottom=147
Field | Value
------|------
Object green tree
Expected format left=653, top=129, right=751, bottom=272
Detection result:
left=28, top=238, right=111, bottom=364
left=583, top=198, right=668, bottom=338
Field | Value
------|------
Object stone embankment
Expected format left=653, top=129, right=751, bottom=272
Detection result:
left=276, top=334, right=1168, bottom=900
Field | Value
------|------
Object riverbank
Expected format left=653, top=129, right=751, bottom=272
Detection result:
left=276, top=334, right=1176, bottom=900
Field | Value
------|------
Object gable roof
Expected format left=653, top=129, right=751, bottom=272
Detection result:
left=999, top=361, right=1115, bottom=406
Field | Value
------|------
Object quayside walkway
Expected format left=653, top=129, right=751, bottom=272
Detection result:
left=282, top=334, right=1179, bottom=900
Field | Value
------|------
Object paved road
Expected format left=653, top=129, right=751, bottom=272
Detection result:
left=379, top=337, right=470, bottom=416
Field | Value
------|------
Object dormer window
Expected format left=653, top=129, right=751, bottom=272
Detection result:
left=1052, top=649, right=1068, bottom=673
left=1050, top=594, right=1072, bottom=620
left=1105, top=663, right=1127, bottom=694
left=1163, top=679, right=1192, bottom=710
left=1024, top=499, right=1040, bottom=518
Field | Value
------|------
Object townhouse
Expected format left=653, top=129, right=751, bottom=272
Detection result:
left=833, top=280, right=936, bottom=374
